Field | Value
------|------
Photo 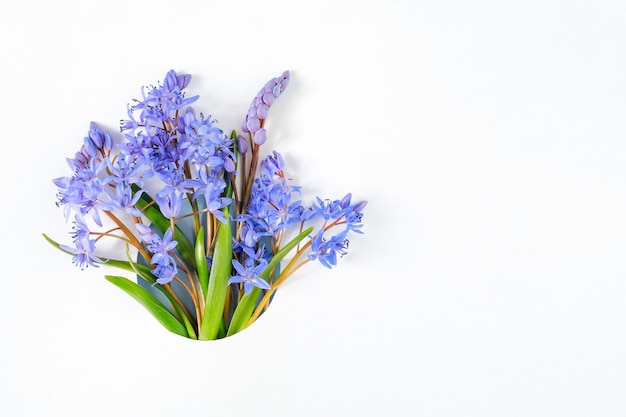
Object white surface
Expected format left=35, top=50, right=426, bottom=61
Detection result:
left=2, top=0, right=626, bottom=416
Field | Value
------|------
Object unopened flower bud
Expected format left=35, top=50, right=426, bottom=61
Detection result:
left=253, top=128, right=267, bottom=145
left=223, top=157, right=236, bottom=173
left=256, top=103, right=269, bottom=119
left=340, top=193, right=352, bottom=209
left=237, top=135, right=248, bottom=154
left=163, top=69, right=192, bottom=91
left=246, top=116, right=260, bottom=133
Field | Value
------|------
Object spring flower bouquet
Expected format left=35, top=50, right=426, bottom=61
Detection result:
left=44, top=70, right=366, bottom=340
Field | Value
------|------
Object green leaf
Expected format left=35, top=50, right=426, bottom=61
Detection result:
left=105, top=259, right=154, bottom=277
left=45, top=233, right=198, bottom=339
left=42, top=233, right=71, bottom=253
left=195, top=226, right=209, bottom=298
left=124, top=243, right=198, bottom=339
left=105, top=275, right=189, bottom=338
left=198, top=208, right=233, bottom=340
left=227, top=226, right=314, bottom=337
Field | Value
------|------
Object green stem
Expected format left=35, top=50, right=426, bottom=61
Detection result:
left=198, top=207, right=233, bottom=340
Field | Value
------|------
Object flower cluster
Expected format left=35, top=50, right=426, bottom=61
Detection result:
left=46, top=70, right=366, bottom=340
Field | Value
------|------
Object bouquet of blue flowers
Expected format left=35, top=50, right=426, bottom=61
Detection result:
left=44, top=70, right=366, bottom=340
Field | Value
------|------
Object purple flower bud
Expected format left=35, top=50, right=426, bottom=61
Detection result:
left=83, top=136, right=98, bottom=156
left=163, top=69, right=192, bottom=91
left=84, top=122, right=112, bottom=155
left=261, top=151, right=284, bottom=174
left=353, top=200, right=368, bottom=212
left=253, top=128, right=267, bottom=145
left=246, top=116, right=260, bottom=133
left=280, top=72, right=290, bottom=89
left=103, top=131, right=113, bottom=150
left=178, top=73, right=192, bottom=90
left=223, top=156, right=236, bottom=173
left=263, top=80, right=275, bottom=93
left=272, top=83, right=282, bottom=97
left=163, top=70, right=179, bottom=91
left=183, top=107, right=196, bottom=126
left=340, top=193, right=352, bottom=209
left=237, top=135, right=248, bottom=154
left=272, top=151, right=284, bottom=170
left=262, top=92, right=275, bottom=106
left=67, top=147, right=91, bottom=171
left=256, top=103, right=269, bottom=119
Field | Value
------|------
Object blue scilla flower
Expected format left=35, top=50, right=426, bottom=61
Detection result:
left=343, top=200, right=368, bottom=234
left=103, top=153, right=144, bottom=188
left=258, top=153, right=301, bottom=204
left=183, top=168, right=232, bottom=223
left=100, top=154, right=145, bottom=216
left=240, top=243, right=271, bottom=265
left=265, top=200, right=305, bottom=237
left=53, top=156, right=108, bottom=226
left=135, top=224, right=179, bottom=285
left=69, top=214, right=90, bottom=242
left=156, top=167, right=187, bottom=197
left=179, top=107, right=226, bottom=165
left=206, top=197, right=231, bottom=224
left=312, top=197, right=346, bottom=221
left=228, top=259, right=271, bottom=295
left=147, top=228, right=178, bottom=266
left=145, top=130, right=180, bottom=177
left=102, top=182, right=144, bottom=217
left=129, top=71, right=199, bottom=126
left=154, top=169, right=187, bottom=218
left=291, top=205, right=318, bottom=223
left=53, top=123, right=120, bottom=229
left=241, top=151, right=306, bottom=236
left=155, top=190, right=183, bottom=219
left=262, top=150, right=284, bottom=174
left=117, top=132, right=147, bottom=164
left=308, top=230, right=350, bottom=269
left=60, top=236, right=104, bottom=270
left=152, top=262, right=179, bottom=285
left=184, top=168, right=226, bottom=202
left=119, top=70, right=206, bottom=180
left=235, top=220, right=272, bottom=248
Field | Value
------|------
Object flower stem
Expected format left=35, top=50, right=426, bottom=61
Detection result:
left=241, top=135, right=259, bottom=211
left=171, top=252, right=203, bottom=329
left=103, top=210, right=150, bottom=263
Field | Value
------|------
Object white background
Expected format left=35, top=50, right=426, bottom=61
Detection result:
left=1, top=0, right=626, bottom=416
